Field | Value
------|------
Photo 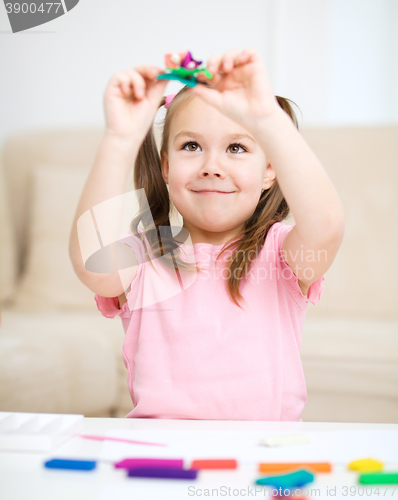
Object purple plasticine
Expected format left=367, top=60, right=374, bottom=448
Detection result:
left=181, top=51, right=202, bottom=69
left=115, top=458, right=184, bottom=469
left=127, top=467, right=197, bottom=479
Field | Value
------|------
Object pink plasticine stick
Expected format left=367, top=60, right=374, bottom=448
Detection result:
left=75, top=433, right=167, bottom=447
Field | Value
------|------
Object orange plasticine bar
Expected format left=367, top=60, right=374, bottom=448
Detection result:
left=259, top=462, right=332, bottom=473
left=191, top=459, right=238, bottom=470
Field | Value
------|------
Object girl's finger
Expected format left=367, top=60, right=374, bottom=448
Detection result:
left=206, top=54, right=223, bottom=75
left=134, top=64, right=165, bottom=81
left=207, top=49, right=247, bottom=77
left=188, top=83, right=222, bottom=111
left=123, top=69, right=149, bottom=99
left=202, top=69, right=224, bottom=88
left=236, top=49, right=250, bottom=65
left=238, top=47, right=259, bottom=64
left=115, top=65, right=165, bottom=100
left=220, top=49, right=244, bottom=72
left=110, top=72, right=134, bottom=97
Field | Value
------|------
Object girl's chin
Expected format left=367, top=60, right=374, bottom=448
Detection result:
left=184, top=219, right=243, bottom=234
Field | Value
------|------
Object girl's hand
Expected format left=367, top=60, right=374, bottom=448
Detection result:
left=103, top=65, right=169, bottom=140
left=189, top=48, right=281, bottom=131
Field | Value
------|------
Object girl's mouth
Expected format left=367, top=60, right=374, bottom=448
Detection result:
left=193, top=190, right=233, bottom=195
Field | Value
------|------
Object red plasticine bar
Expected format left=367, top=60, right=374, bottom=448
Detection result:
left=191, top=459, right=238, bottom=470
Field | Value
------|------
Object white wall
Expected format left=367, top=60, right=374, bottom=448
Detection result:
left=269, top=0, right=398, bottom=125
left=0, top=0, right=397, bottom=145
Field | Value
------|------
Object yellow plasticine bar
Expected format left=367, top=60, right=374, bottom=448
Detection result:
left=348, top=458, right=384, bottom=472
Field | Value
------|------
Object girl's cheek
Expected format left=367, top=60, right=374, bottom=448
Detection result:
left=236, top=175, right=258, bottom=192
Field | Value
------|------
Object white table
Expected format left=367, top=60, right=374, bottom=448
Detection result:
left=1, top=418, right=397, bottom=500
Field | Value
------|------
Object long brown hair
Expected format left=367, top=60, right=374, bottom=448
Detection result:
left=130, top=84, right=299, bottom=309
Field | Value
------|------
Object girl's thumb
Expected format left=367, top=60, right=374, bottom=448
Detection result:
left=147, top=77, right=168, bottom=103
left=188, top=84, right=221, bottom=110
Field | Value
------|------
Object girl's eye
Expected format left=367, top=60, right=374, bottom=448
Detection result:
left=182, top=142, right=247, bottom=154
left=183, top=142, right=201, bottom=152
left=228, top=143, right=246, bottom=154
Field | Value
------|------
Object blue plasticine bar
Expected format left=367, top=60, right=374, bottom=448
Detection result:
left=255, top=469, right=314, bottom=489
left=127, top=467, right=197, bottom=479
left=44, top=458, right=97, bottom=471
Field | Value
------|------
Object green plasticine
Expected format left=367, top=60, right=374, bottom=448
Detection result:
left=165, top=67, right=213, bottom=79
left=157, top=65, right=213, bottom=87
left=359, top=472, right=398, bottom=485
left=157, top=73, right=198, bottom=87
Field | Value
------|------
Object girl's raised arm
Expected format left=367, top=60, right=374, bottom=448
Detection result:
left=69, top=65, right=168, bottom=298
left=191, top=48, right=345, bottom=295
left=252, top=108, right=344, bottom=295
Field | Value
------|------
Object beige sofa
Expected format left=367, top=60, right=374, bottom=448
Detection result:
left=0, top=125, right=397, bottom=422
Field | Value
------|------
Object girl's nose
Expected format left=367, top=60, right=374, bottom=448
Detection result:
left=198, top=159, right=226, bottom=178
left=201, top=171, right=221, bottom=177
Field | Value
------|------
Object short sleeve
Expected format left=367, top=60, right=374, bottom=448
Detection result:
left=94, top=229, right=145, bottom=319
left=94, top=294, right=129, bottom=319
left=270, top=222, right=326, bottom=310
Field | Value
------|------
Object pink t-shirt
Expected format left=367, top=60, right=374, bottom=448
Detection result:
left=94, top=221, right=325, bottom=421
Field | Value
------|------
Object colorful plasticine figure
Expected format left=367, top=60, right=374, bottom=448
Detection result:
left=157, top=51, right=213, bottom=87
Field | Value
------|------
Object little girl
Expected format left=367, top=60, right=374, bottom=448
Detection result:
left=69, top=48, right=344, bottom=421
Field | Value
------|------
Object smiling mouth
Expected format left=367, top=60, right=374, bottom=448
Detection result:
left=193, top=190, right=234, bottom=194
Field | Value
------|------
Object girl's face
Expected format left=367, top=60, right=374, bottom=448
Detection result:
left=161, top=96, right=276, bottom=244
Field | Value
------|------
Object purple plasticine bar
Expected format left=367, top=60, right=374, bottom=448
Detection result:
left=127, top=467, right=197, bottom=479
left=115, top=458, right=184, bottom=469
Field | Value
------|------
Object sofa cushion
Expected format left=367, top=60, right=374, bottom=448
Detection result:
left=300, top=126, right=398, bottom=320
left=2, top=129, right=105, bottom=280
left=300, top=318, right=398, bottom=423
left=301, top=318, right=398, bottom=399
left=0, top=311, right=124, bottom=416
left=11, top=166, right=98, bottom=312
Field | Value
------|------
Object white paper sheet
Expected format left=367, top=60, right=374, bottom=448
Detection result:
left=95, top=430, right=398, bottom=500
left=98, top=429, right=398, bottom=466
